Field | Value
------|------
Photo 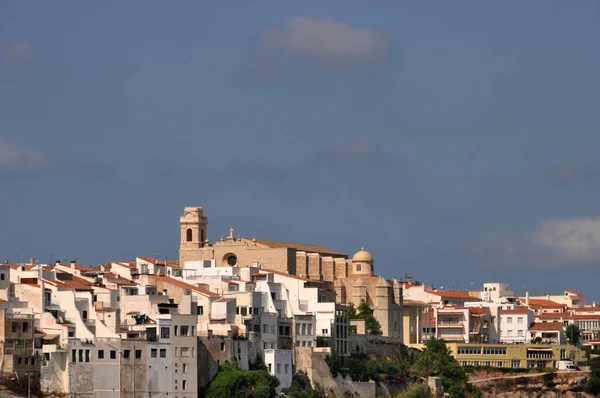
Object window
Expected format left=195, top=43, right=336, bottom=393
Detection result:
left=180, top=326, right=189, bottom=336
left=85, top=350, right=90, bottom=362
left=161, top=327, right=170, bottom=339
left=517, top=317, right=523, bottom=324
left=322, top=329, right=328, bottom=335
left=507, top=330, right=513, bottom=337
left=151, top=349, right=157, bottom=358
left=0, top=273, right=4, bottom=280
left=72, top=350, right=76, bottom=363
left=308, top=324, right=312, bottom=335
left=518, top=330, right=523, bottom=337
left=263, top=325, right=269, bottom=333
left=285, top=364, right=289, bottom=374
left=124, top=350, right=130, bottom=359
left=507, top=317, right=513, bottom=324
left=22, top=322, right=29, bottom=333
left=192, top=348, right=195, bottom=357
left=356, top=264, right=361, bottom=271
left=186, top=228, right=193, bottom=242
left=82, top=310, right=88, bottom=320
left=174, top=326, right=178, bottom=336
left=197, top=306, right=204, bottom=315
left=271, top=325, right=275, bottom=334
left=277, top=364, right=281, bottom=373
left=160, top=349, right=167, bottom=358
left=98, top=350, right=104, bottom=359
left=110, top=350, right=116, bottom=359
left=268, top=363, right=272, bottom=373
left=183, top=363, right=187, bottom=373
left=135, top=350, right=142, bottom=359
left=18, top=357, right=23, bottom=365
left=221, top=342, right=225, bottom=351
left=180, top=347, right=190, bottom=357
left=182, top=380, right=187, bottom=390
left=11, top=322, right=17, bottom=333
left=79, top=350, right=83, bottom=362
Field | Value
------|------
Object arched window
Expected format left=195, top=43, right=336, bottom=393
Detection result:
left=186, top=228, right=193, bottom=242
left=200, top=229, right=205, bottom=243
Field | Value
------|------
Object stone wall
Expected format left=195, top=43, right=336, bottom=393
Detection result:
left=296, top=349, right=377, bottom=398
left=348, top=334, right=406, bottom=358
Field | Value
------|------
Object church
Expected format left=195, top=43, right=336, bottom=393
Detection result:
left=179, top=206, right=403, bottom=338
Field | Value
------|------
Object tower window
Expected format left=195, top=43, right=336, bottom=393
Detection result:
left=186, top=228, right=193, bottom=242
left=356, top=264, right=361, bottom=271
left=200, top=229, right=205, bottom=244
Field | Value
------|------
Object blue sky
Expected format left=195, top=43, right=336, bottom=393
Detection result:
left=2, top=1, right=600, bottom=299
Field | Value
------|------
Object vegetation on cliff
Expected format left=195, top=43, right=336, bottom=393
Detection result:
left=205, top=360, right=279, bottom=398
left=325, top=338, right=482, bottom=397
left=348, top=300, right=383, bottom=335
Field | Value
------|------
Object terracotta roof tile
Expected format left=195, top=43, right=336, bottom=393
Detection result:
left=430, top=291, right=478, bottom=299
left=500, top=309, right=531, bottom=315
left=537, top=312, right=572, bottom=319
left=518, top=298, right=564, bottom=308
left=529, top=322, right=563, bottom=331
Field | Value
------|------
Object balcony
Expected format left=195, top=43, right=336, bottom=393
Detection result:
left=4, top=340, right=34, bottom=353
left=438, top=322, right=464, bottom=328
left=42, top=344, right=67, bottom=353
left=8, top=313, right=34, bottom=320
left=437, top=335, right=465, bottom=342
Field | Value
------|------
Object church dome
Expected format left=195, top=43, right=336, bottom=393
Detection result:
left=352, top=247, right=374, bottom=263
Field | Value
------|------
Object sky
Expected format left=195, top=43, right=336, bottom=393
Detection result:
left=1, top=1, right=600, bottom=300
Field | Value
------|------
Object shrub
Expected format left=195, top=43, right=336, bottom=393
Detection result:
left=399, top=384, right=431, bottom=398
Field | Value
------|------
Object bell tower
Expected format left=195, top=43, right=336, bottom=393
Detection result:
left=180, top=206, right=208, bottom=250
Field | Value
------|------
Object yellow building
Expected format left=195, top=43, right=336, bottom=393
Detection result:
left=445, top=343, right=584, bottom=369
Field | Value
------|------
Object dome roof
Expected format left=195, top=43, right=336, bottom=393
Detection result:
left=352, top=247, right=374, bottom=263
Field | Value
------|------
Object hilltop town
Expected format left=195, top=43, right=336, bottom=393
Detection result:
left=0, top=206, right=596, bottom=397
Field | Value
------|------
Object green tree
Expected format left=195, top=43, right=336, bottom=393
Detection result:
left=349, top=300, right=383, bottom=335
left=410, top=338, right=480, bottom=398
left=206, top=360, right=279, bottom=398
left=566, top=324, right=581, bottom=346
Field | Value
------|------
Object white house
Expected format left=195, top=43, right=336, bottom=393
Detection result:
left=499, top=308, right=535, bottom=344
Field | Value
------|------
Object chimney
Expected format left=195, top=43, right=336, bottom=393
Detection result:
left=55, top=260, right=60, bottom=266
left=526, top=291, right=530, bottom=306
left=70, top=260, right=76, bottom=269
left=546, top=294, right=550, bottom=300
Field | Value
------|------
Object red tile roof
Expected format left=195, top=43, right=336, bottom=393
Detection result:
left=529, top=322, right=563, bottom=331
left=537, top=312, right=572, bottom=319
left=519, top=298, right=564, bottom=308
left=500, top=308, right=531, bottom=315
left=430, top=291, right=478, bottom=299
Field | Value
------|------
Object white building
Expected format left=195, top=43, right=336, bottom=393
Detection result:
left=499, top=308, right=535, bottom=344
left=264, top=349, right=293, bottom=392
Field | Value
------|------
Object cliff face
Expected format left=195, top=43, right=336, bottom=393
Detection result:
left=476, top=372, right=592, bottom=398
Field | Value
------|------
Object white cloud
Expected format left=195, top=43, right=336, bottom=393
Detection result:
left=260, top=17, right=388, bottom=68
left=0, top=139, right=51, bottom=173
left=474, top=216, right=600, bottom=267
left=0, top=42, right=31, bottom=72
left=530, top=217, right=600, bottom=263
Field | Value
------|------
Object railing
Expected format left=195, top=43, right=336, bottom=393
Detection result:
left=8, top=313, right=34, bottom=319
left=83, top=319, right=96, bottom=326
left=438, top=322, right=463, bottom=327
left=4, top=340, right=34, bottom=351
